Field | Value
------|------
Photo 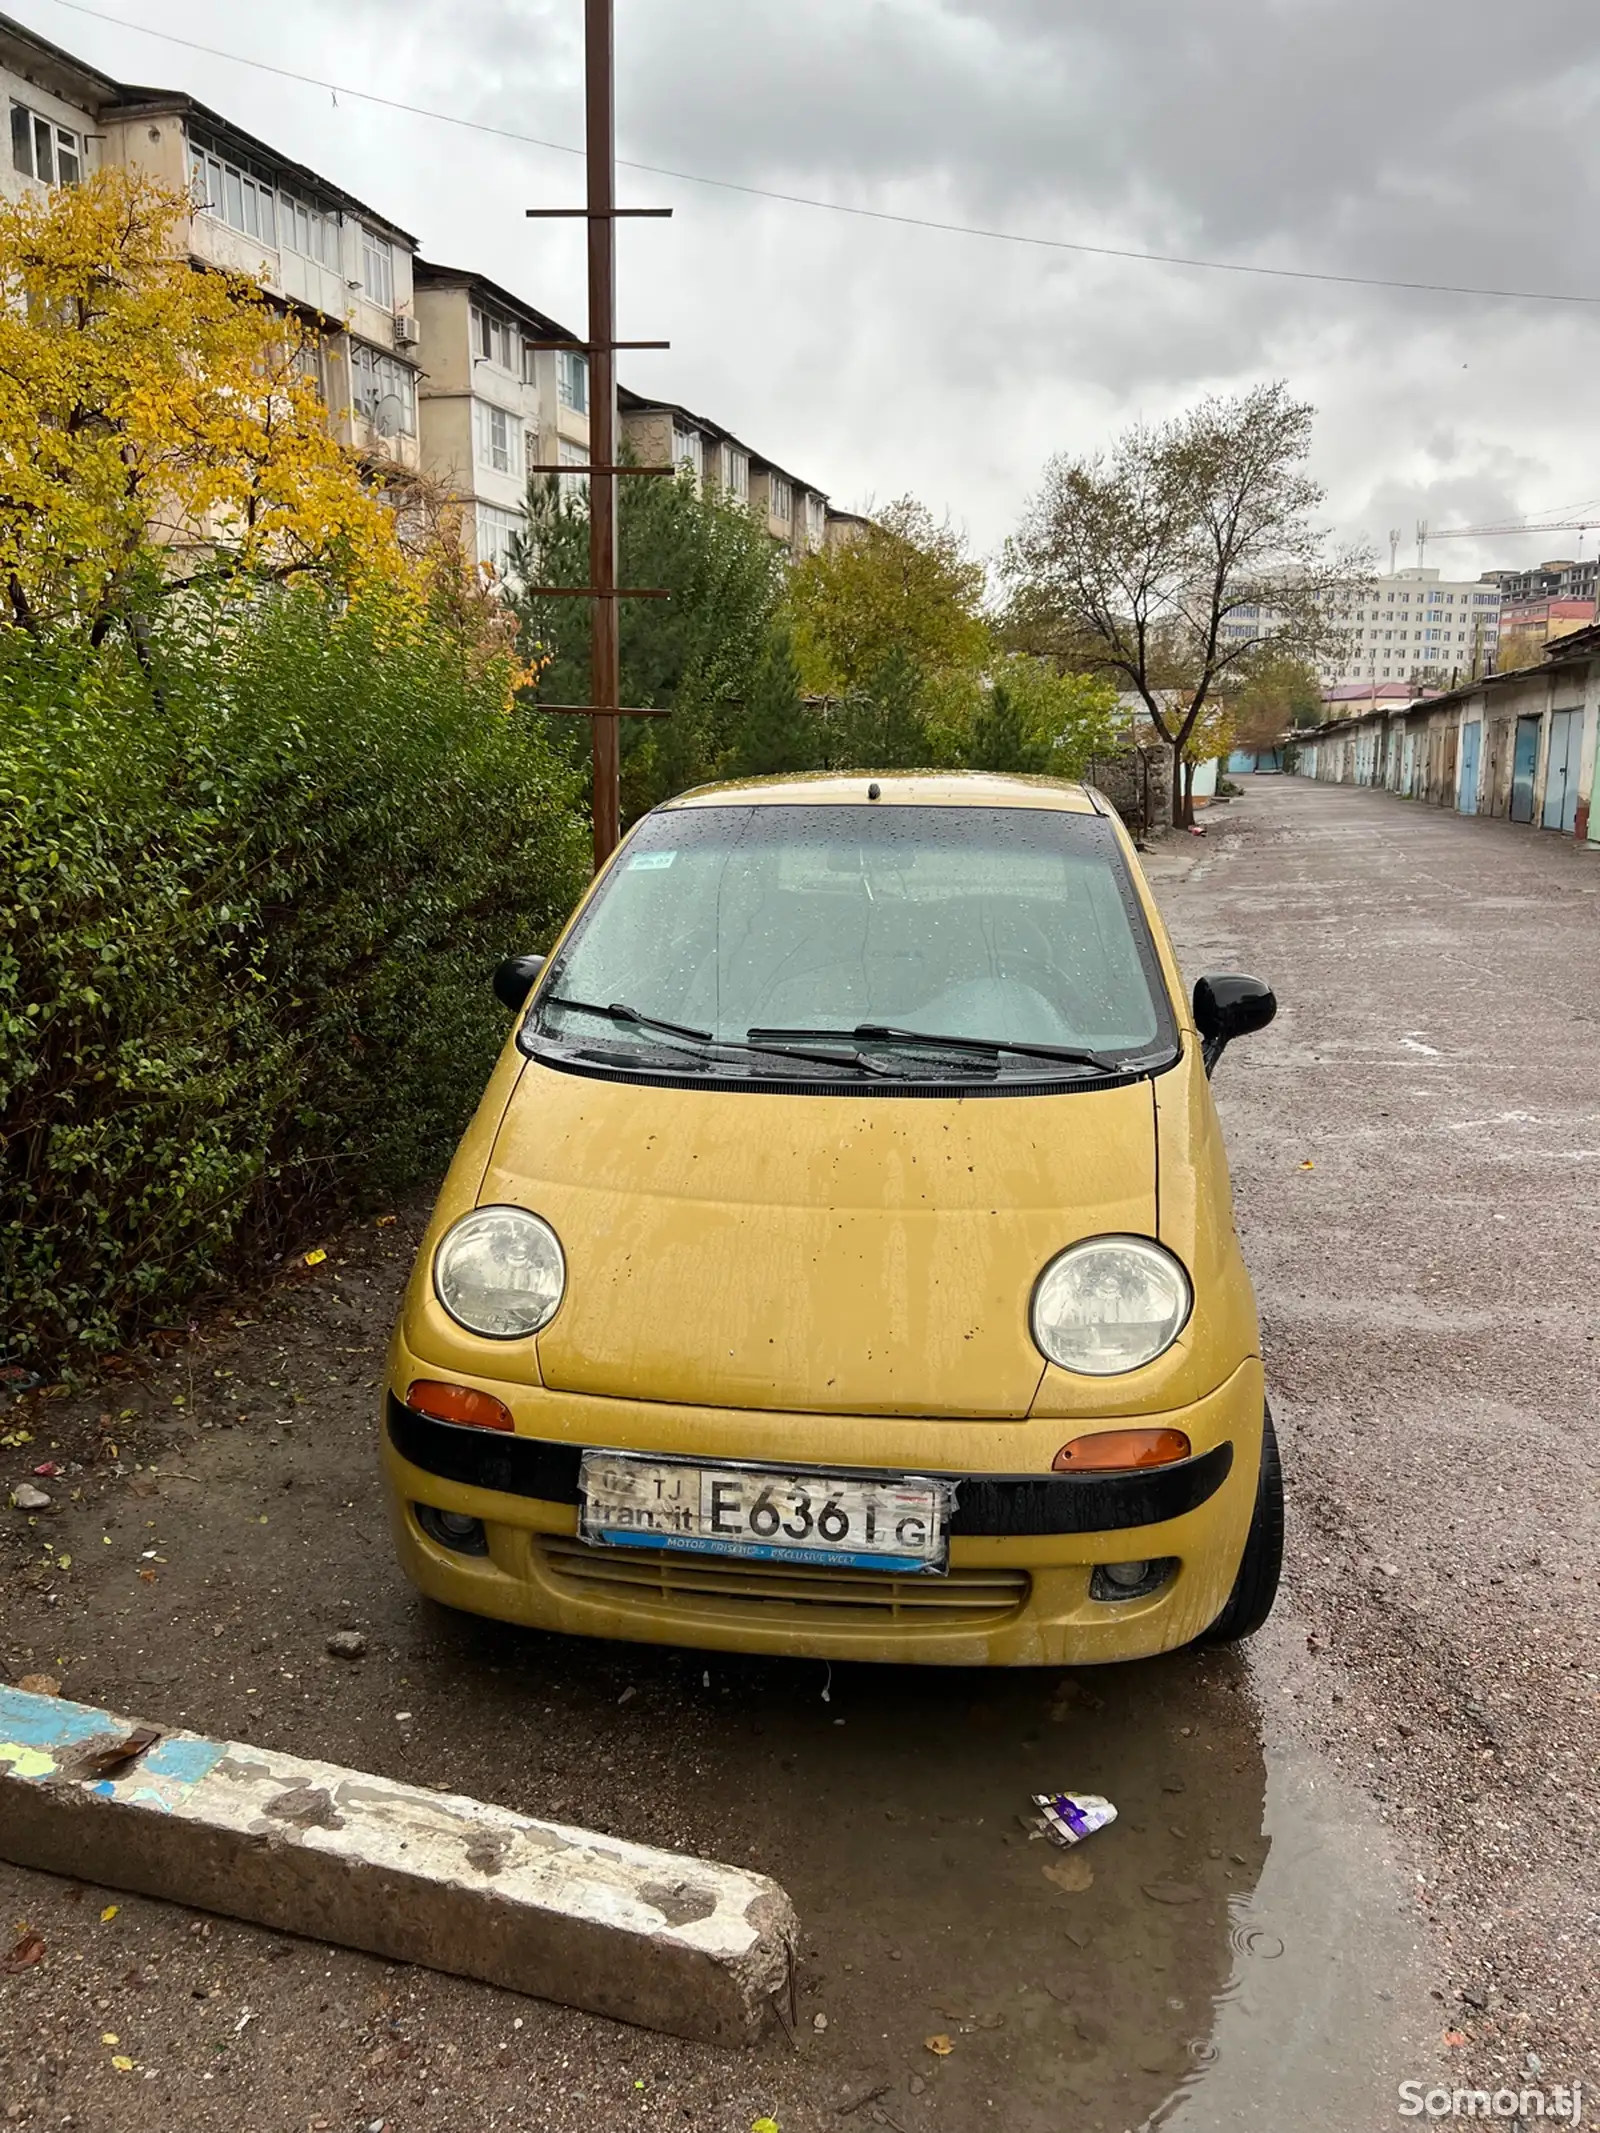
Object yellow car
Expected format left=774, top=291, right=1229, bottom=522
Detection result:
left=381, top=772, right=1280, bottom=1666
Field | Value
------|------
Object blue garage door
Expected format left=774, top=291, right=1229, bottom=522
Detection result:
left=1510, top=716, right=1540, bottom=823
left=1458, top=722, right=1481, bottom=814
left=1542, top=711, right=1581, bottom=833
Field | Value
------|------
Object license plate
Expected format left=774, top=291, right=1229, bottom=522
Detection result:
left=577, top=1452, right=951, bottom=1574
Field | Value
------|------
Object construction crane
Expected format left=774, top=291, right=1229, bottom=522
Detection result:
left=1417, top=517, right=1600, bottom=566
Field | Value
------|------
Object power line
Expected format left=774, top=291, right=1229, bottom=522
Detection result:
left=37, top=0, right=1600, bottom=310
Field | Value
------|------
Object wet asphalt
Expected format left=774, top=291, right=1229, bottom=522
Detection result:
left=1, top=774, right=1595, bottom=2132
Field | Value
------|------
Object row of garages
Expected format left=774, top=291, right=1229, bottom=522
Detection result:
left=1292, top=626, right=1600, bottom=845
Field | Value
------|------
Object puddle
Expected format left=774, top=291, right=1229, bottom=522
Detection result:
left=685, top=1647, right=1427, bottom=2131
left=429, top=1608, right=1428, bottom=2128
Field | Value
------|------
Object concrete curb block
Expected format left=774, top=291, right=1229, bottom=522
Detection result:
left=0, top=1686, right=797, bottom=2042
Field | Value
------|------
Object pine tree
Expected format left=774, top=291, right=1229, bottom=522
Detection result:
left=731, top=628, right=819, bottom=776
left=846, top=645, right=932, bottom=769
left=967, top=681, right=1049, bottom=772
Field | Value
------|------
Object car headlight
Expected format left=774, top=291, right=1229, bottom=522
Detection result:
left=1031, top=1236, right=1192, bottom=1376
left=433, top=1206, right=565, bottom=1339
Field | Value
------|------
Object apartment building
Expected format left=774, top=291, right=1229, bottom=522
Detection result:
left=1, top=10, right=851, bottom=582
left=413, top=261, right=590, bottom=577
left=0, top=14, right=110, bottom=205
left=1484, top=558, right=1599, bottom=606
left=1322, top=571, right=1502, bottom=688
left=0, top=13, right=423, bottom=473
left=1495, top=595, right=1597, bottom=671
left=824, top=508, right=872, bottom=550
left=1219, top=568, right=1503, bottom=689
left=619, top=391, right=830, bottom=560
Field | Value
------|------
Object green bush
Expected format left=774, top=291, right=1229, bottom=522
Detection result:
left=0, top=589, right=587, bottom=1372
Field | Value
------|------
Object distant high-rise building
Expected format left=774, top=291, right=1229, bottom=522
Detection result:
left=1318, top=569, right=1502, bottom=689
left=1480, top=557, right=1598, bottom=605
left=1216, top=568, right=1503, bottom=688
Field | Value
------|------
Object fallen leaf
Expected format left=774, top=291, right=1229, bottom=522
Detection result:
left=2, top=1930, right=45, bottom=1972
left=924, top=2034, right=954, bottom=2057
left=16, top=1674, right=60, bottom=1697
left=101, top=2032, right=119, bottom=2046
left=56, top=1554, right=71, bottom=1570
left=303, top=1248, right=327, bottom=1267
left=99, top=1905, right=119, bottom=1923
left=78, top=1726, right=160, bottom=1780
left=111, top=2055, right=134, bottom=2072
left=32, top=1462, right=60, bottom=1478
left=374, top=1214, right=397, bottom=1228
left=1042, top=1854, right=1094, bottom=1894
left=1142, top=1882, right=1203, bottom=1905
left=1298, top=1159, right=1315, bottom=1170
left=752, top=2119, right=781, bottom=2133
left=1444, top=2029, right=1468, bottom=2047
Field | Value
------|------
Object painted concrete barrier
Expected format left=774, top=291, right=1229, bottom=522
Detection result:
left=0, top=1686, right=796, bottom=2042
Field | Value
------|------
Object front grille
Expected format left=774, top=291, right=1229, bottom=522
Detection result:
left=535, top=1536, right=1030, bottom=1626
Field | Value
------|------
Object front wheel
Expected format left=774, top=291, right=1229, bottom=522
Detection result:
left=1200, top=1403, right=1283, bottom=1644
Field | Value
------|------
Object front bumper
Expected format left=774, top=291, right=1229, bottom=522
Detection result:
left=379, top=1355, right=1265, bottom=1666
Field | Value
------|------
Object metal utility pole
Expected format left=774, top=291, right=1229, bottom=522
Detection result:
left=525, top=0, right=672, bottom=872
left=584, top=0, right=622, bottom=866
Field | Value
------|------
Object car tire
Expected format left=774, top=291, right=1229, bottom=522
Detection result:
left=1199, top=1402, right=1283, bottom=1645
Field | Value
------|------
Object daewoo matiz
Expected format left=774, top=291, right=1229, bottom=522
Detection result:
left=381, top=773, right=1282, bottom=1665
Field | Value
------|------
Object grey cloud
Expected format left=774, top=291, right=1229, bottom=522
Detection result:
left=26, top=0, right=1600, bottom=564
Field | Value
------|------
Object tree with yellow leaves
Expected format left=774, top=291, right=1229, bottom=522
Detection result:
left=1178, top=695, right=1236, bottom=818
left=0, top=168, right=405, bottom=648
left=788, top=496, right=990, bottom=699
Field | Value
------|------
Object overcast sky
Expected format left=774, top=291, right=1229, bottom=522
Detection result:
left=23, top=0, right=1600, bottom=581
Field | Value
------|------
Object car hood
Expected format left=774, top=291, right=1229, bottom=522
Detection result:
left=481, top=1061, right=1159, bottom=1418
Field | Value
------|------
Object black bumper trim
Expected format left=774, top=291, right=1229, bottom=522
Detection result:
left=386, top=1395, right=1234, bottom=1539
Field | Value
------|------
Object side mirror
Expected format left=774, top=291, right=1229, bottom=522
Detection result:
left=1193, top=974, right=1276, bottom=1076
left=493, top=953, right=546, bottom=1014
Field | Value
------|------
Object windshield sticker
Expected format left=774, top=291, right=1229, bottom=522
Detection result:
left=628, top=851, right=676, bottom=870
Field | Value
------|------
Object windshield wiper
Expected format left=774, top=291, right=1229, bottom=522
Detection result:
left=748, top=1023, right=1125, bottom=1074
left=539, top=995, right=898, bottom=1076
left=542, top=994, right=714, bottom=1044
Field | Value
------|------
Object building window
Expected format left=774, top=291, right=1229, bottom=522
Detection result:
left=471, top=304, right=516, bottom=371
left=349, top=343, right=416, bottom=436
left=290, top=337, right=326, bottom=398
left=280, top=191, right=339, bottom=270
left=719, top=445, right=750, bottom=501
left=557, top=348, right=589, bottom=413
left=360, top=227, right=395, bottom=308
left=805, top=493, right=826, bottom=550
left=475, top=503, right=523, bottom=580
left=11, top=103, right=81, bottom=186
left=473, top=399, right=522, bottom=476
left=673, top=427, right=706, bottom=485
left=768, top=473, right=792, bottom=523
left=189, top=135, right=277, bottom=246
left=557, top=437, right=590, bottom=494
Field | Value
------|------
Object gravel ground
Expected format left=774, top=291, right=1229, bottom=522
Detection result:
left=2, top=772, right=1592, bottom=2130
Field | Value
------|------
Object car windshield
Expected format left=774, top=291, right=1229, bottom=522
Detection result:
left=527, top=802, right=1179, bottom=1082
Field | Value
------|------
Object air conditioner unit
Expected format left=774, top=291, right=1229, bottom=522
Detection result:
left=392, top=312, right=420, bottom=349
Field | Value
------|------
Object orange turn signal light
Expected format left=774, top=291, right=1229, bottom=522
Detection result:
left=1052, top=1428, right=1191, bottom=1472
left=406, top=1380, right=514, bottom=1433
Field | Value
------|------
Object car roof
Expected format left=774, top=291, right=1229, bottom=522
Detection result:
left=662, top=771, right=1103, bottom=814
